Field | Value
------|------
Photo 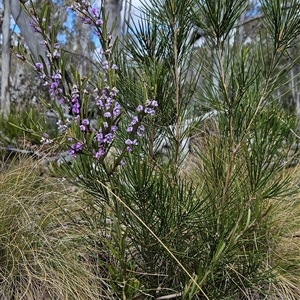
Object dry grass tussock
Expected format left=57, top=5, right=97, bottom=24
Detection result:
left=264, top=166, right=300, bottom=300
left=0, top=155, right=101, bottom=300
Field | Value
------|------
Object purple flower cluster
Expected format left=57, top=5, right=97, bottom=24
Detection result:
left=80, top=118, right=89, bottom=132
left=32, top=59, right=66, bottom=105
left=96, top=86, right=119, bottom=113
left=29, top=17, right=40, bottom=33
left=102, top=61, right=118, bottom=71
left=125, top=138, right=138, bottom=152
left=94, top=85, right=120, bottom=159
left=69, top=141, right=83, bottom=157
left=49, top=71, right=63, bottom=98
left=124, top=99, right=158, bottom=152
left=95, top=126, right=117, bottom=159
left=21, top=2, right=160, bottom=167
left=71, top=84, right=80, bottom=115
left=70, top=3, right=103, bottom=28
left=29, top=13, right=61, bottom=62
left=40, top=133, right=53, bottom=145
left=53, top=43, right=60, bottom=58
left=27, top=27, right=63, bottom=101
left=56, top=118, right=71, bottom=132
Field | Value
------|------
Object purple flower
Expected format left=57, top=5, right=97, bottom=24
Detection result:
left=54, top=42, right=60, bottom=49
left=125, top=138, right=138, bottom=147
left=50, top=81, right=59, bottom=89
left=110, top=87, right=119, bottom=97
left=71, top=96, right=79, bottom=103
left=80, top=125, right=86, bottom=131
left=138, top=125, right=145, bottom=131
left=35, top=62, right=43, bottom=71
left=53, top=49, right=60, bottom=58
left=137, top=125, right=145, bottom=137
left=81, top=17, right=92, bottom=24
left=137, top=105, right=143, bottom=112
left=126, top=126, right=133, bottom=133
left=56, top=119, right=68, bottom=131
left=104, top=112, right=111, bottom=118
left=130, top=116, right=139, bottom=126
left=91, top=7, right=99, bottom=18
left=49, top=79, right=62, bottom=97
left=96, top=98, right=104, bottom=108
left=82, top=118, right=89, bottom=125
left=102, top=87, right=108, bottom=96
left=29, top=19, right=39, bottom=33
left=16, top=53, right=25, bottom=60
left=105, top=100, right=113, bottom=110
left=96, top=19, right=103, bottom=26
left=144, top=107, right=155, bottom=115
left=40, top=133, right=53, bottom=145
left=112, top=64, right=118, bottom=70
left=151, top=100, right=158, bottom=107
left=69, top=141, right=83, bottom=156
left=126, top=146, right=132, bottom=152
left=113, top=102, right=121, bottom=116
left=96, top=130, right=104, bottom=143
left=69, top=149, right=76, bottom=157
left=70, top=85, right=80, bottom=115
left=95, top=148, right=105, bottom=159
left=103, top=61, right=109, bottom=70
left=104, top=133, right=114, bottom=143
left=72, top=102, right=80, bottom=114
left=52, top=72, right=62, bottom=80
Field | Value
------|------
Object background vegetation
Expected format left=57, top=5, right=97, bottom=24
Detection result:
left=1, top=0, right=300, bottom=299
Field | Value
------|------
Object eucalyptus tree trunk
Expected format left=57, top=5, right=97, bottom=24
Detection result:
left=11, top=0, right=46, bottom=61
left=76, top=20, right=90, bottom=76
left=237, top=9, right=246, bottom=44
left=1, top=0, right=11, bottom=117
left=122, top=0, right=132, bottom=36
left=103, top=0, right=123, bottom=41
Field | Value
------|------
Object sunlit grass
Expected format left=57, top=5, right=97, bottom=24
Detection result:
left=0, top=155, right=101, bottom=299
left=266, top=166, right=300, bottom=300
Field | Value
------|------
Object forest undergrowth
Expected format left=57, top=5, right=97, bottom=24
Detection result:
left=0, top=152, right=299, bottom=300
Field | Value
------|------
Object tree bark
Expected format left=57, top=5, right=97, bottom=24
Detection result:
left=103, top=0, right=123, bottom=41
left=122, top=0, right=132, bottom=36
left=1, top=0, right=11, bottom=117
left=11, top=0, right=47, bottom=61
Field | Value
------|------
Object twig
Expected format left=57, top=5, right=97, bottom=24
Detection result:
left=156, top=292, right=182, bottom=299
left=0, top=146, right=69, bottom=164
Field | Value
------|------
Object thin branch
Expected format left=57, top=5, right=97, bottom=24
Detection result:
left=61, top=48, right=98, bottom=68
left=156, top=292, right=183, bottom=300
left=0, top=146, right=69, bottom=163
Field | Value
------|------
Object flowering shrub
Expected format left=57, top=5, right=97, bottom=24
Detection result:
left=14, top=0, right=300, bottom=299
left=16, top=1, right=160, bottom=179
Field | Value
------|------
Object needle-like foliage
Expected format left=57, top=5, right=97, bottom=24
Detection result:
left=11, top=0, right=300, bottom=299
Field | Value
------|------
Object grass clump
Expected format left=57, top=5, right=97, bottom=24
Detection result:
left=0, top=156, right=100, bottom=300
